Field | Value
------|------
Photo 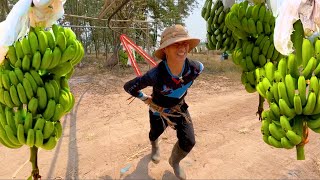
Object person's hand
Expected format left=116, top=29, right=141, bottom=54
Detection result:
left=142, top=96, right=152, bottom=105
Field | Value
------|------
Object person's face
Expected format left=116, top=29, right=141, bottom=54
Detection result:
left=163, top=41, right=189, bottom=62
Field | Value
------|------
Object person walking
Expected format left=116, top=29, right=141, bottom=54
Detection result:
left=123, top=24, right=204, bottom=180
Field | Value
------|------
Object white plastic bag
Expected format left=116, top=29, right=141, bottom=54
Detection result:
left=0, top=0, right=32, bottom=63
left=29, top=0, right=66, bottom=28
left=299, top=0, right=316, bottom=35
left=267, top=0, right=285, bottom=17
left=313, top=0, right=320, bottom=29
left=273, top=0, right=301, bottom=55
left=33, top=0, right=54, bottom=8
left=222, top=0, right=236, bottom=8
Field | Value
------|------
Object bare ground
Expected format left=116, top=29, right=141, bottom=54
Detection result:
left=1, top=54, right=320, bottom=179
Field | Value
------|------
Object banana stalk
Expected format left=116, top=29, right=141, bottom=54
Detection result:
left=295, top=118, right=308, bottom=160
left=256, top=94, right=265, bottom=120
left=29, top=146, right=41, bottom=180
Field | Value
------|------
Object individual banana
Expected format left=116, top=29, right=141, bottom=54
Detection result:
left=6, top=46, right=17, bottom=67
left=30, top=70, right=44, bottom=87
left=43, top=121, right=54, bottom=139
left=26, top=129, right=35, bottom=147
left=307, top=116, right=320, bottom=129
left=31, top=51, right=41, bottom=71
left=48, top=47, right=62, bottom=69
left=28, top=97, right=39, bottom=115
left=52, top=104, right=64, bottom=121
left=28, top=31, right=39, bottom=54
left=298, top=76, right=307, bottom=106
left=302, top=57, right=316, bottom=79
left=24, top=72, right=38, bottom=94
left=279, top=99, right=295, bottom=119
left=43, top=99, right=56, bottom=120
left=14, top=40, right=24, bottom=60
left=9, top=85, right=21, bottom=107
left=50, top=79, right=60, bottom=102
left=60, top=45, right=76, bottom=63
left=272, top=82, right=279, bottom=103
left=22, top=55, right=31, bottom=72
left=14, top=68, right=24, bottom=83
left=302, top=91, right=316, bottom=115
left=56, top=32, right=67, bottom=52
left=281, top=137, right=294, bottom=149
left=64, top=28, right=77, bottom=40
left=37, top=87, right=47, bottom=110
left=4, top=125, right=21, bottom=146
left=268, top=135, right=282, bottom=148
left=280, top=115, right=292, bottom=132
left=8, top=71, right=19, bottom=86
left=36, top=30, right=48, bottom=55
left=35, top=130, right=44, bottom=147
left=16, top=83, right=27, bottom=104
left=4, top=90, right=15, bottom=108
left=287, top=54, right=299, bottom=78
left=22, top=78, right=34, bottom=101
left=261, top=119, right=270, bottom=136
left=269, top=122, right=286, bottom=141
left=41, top=136, right=57, bottom=150
left=264, top=62, right=274, bottom=83
left=21, top=37, right=32, bottom=56
left=17, top=124, right=26, bottom=144
left=23, top=112, right=33, bottom=134
left=33, top=117, right=45, bottom=131
left=0, top=124, right=21, bottom=148
left=277, top=58, right=287, bottom=80
left=270, top=102, right=280, bottom=119
left=40, top=48, right=53, bottom=70
left=54, top=121, right=62, bottom=139
left=285, top=74, right=295, bottom=106
left=2, top=73, right=11, bottom=90
left=49, top=61, right=73, bottom=77
left=59, top=90, right=70, bottom=112
left=293, top=94, right=303, bottom=115
left=44, top=30, right=56, bottom=50
left=285, top=130, right=302, bottom=145
left=309, top=76, right=319, bottom=97
left=302, top=38, right=314, bottom=68
left=278, top=81, right=292, bottom=108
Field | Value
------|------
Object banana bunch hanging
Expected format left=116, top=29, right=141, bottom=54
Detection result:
left=202, top=0, right=236, bottom=52
left=0, top=24, right=84, bottom=150
left=257, top=20, right=320, bottom=159
left=226, top=1, right=283, bottom=94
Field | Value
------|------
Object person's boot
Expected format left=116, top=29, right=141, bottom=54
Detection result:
left=151, top=139, right=160, bottom=163
left=169, top=142, right=188, bottom=180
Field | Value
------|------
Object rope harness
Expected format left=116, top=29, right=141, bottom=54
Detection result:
left=148, top=100, right=191, bottom=129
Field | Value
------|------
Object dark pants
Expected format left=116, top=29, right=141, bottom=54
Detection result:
left=148, top=103, right=195, bottom=152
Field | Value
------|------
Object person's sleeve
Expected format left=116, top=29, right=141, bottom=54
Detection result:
left=123, top=67, right=158, bottom=100
left=191, top=60, right=204, bottom=75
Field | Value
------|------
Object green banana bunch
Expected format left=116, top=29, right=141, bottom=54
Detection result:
left=0, top=24, right=83, bottom=153
left=260, top=109, right=304, bottom=150
left=202, top=0, right=236, bottom=51
left=253, top=19, right=320, bottom=160
left=223, top=1, right=284, bottom=94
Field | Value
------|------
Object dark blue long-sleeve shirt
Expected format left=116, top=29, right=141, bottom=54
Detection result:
left=124, top=58, right=204, bottom=108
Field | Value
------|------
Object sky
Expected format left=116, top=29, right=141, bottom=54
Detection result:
left=185, top=0, right=207, bottom=42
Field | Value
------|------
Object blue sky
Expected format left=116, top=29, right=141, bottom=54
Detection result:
left=185, top=0, right=207, bottom=42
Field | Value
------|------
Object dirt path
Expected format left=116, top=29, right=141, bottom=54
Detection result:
left=1, top=72, right=320, bottom=179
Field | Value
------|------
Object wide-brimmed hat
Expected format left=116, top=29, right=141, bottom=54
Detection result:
left=154, top=24, right=200, bottom=60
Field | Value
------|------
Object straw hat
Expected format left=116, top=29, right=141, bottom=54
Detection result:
left=154, top=24, right=200, bottom=60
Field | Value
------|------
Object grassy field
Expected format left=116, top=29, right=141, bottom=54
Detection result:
left=74, top=52, right=242, bottom=82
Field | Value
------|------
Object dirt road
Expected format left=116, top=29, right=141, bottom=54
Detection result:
left=1, top=69, right=320, bottom=179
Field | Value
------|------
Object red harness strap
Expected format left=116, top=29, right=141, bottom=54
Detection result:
left=120, top=34, right=157, bottom=76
